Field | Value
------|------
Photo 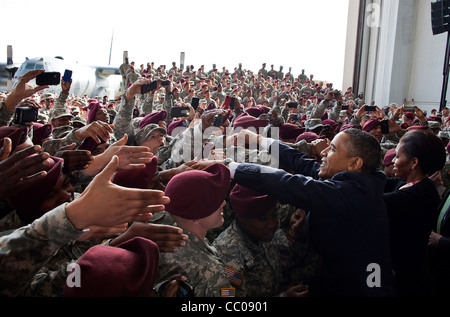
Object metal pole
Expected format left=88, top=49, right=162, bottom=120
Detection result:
left=440, top=31, right=450, bottom=112
left=109, top=27, right=114, bottom=66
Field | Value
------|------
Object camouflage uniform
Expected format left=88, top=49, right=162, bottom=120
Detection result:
left=152, top=96, right=169, bottom=113
left=310, top=99, right=342, bottom=122
left=157, top=229, right=233, bottom=297
left=0, top=203, right=83, bottom=296
left=112, top=94, right=137, bottom=145
left=213, top=219, right=286, bottom=297
left=42, top=128, right=84, bottom=155
left=159, top=123, right=213, bottom=169
left=0, top=100, right=15, bottom=127
left=179, top=87, right=190, bottom=101
left=212, top=88, right=226, bottom=107
left=126, top=70, right=141, bottom=88
left=53, top=92, right=69, bottom=110
left=119, top=62, right=131, bottom=88
left=141, top=93, right=155, bottom=116
left=19, top=235, right=99, bottom=297
left=297, top=70, right=308, bottom=84
left=271, top=226, right=322, bottom=289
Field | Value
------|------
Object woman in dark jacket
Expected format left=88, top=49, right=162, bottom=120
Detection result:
left=384, top=130, right=446, bottom=296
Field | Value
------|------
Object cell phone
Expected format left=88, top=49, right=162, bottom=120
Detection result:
left=404, top=107, right=415, bottom=113
left=191, top=97, right=200, bottom=110
left=161, top=80, right=171, bottom=86
left=213, top=114, right=223, bottom=127
left=63, top=69, right=72, bottom=83
left=36, top=72, right=61, bottom=86
left=170, top=106, right=190, bottom=118
left=292, top=114, right=298, bottom=121
left=13, top=106, right=39, bottom=124
left=141, top=81, right=158, bottom=94
left=365, top=105, right=376, bottom=112
left=223, top=96, right=236, bottom=110
left=178, top=281, right=194, bottom=297
left=230, top=96, right=236, bottom=109
left=288, top=102, right=298, bottom=108
left=380, top=120, right=390, bottom=134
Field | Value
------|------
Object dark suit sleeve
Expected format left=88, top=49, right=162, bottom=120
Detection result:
left=234, top=163, right=328, bottom=212
left=270, top=140, right=320, bottom=178
left=439, top=237, right=450, bottom=249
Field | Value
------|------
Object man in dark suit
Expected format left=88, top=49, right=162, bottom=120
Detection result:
left=224, top=128, right=397, bottom=297
left=428, top=190, right=450, bottom=296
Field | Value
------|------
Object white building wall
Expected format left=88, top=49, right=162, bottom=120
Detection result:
left=407, top=0, right=450, bottom=111
left=344, top=0, right=450, bottom=113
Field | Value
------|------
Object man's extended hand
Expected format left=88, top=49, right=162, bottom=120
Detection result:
left=0, top=143, right=51, bottom=200
left=65, top=155, right=170, bottom=230
left=109, top=221, right=189, bottom=252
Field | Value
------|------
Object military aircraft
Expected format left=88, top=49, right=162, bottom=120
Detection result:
left=0, top=45, right=123, bottom=99
left=0, top=45, right=21, bottom=92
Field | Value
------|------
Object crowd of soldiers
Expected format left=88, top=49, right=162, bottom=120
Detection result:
left=0, top=57, right=450, bottom=298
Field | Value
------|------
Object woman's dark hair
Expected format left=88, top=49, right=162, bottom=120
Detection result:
left=399, top=130, right=446, bottom=175
left=342, top=128, right=382, bottom=174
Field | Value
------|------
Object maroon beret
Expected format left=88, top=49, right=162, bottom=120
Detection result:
left=383, top=148, right=396, bottom=166
left=168, top=120, right=187, bottom=136
left=406, top=125, right=429, bottom=131
left=87, top=101, right=105, bottom=124
left=233, top=114, right=269, bottom=130
left=322, top=119, right=338, bottom=130
left=362, top=118, right=381, bottom=132
left=0, top=126, right=28, bottom=152
left=63, top=237, right=159, bottom=297
left=32, top=123, right=53, bottom=145
left=245, top=106, right=266, bottom=118
left=339, top=124, right=360, bottom=132
left=112, top=156, right=158, bottom=189
left=164, top=163, right=230, bottom=220
left=296, top=131, right=320, bottom=143
left=7, top=156, right=63, bottom=224
left=279, top=123, right=305, bottom=140
left=230, top=184, right=277, bottom=219
left=139, top=110, right=168, bottom=130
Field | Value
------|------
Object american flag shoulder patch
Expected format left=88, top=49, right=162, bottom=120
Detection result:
left=221, top=288, right=235, bottom=297
left=224, top=266, right=243, bottom=286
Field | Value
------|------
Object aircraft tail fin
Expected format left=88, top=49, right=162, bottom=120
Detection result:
left=7, top=45, right=13, bottom=66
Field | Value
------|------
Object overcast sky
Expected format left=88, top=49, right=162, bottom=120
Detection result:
left=1, top=0, right=350, bottom=89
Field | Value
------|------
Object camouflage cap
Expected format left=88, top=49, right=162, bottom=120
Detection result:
left=41, top=93, right=55, bottom=100
left=132, top=117, right=143, bottom=132
left=107, top=108, right=117, bottom=116
left=49, top=107, right=73, bottom=121
left=428, top=121, right=441, bottom=130
left=304, top=118, right=324, bottom=131
left=134, top=123, right=166, bottom=146
left=52, top=125, right=73, bottom=139
left=72, top=116, right=87, bottom=126
left=72, top=98, right=88, bottom=108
